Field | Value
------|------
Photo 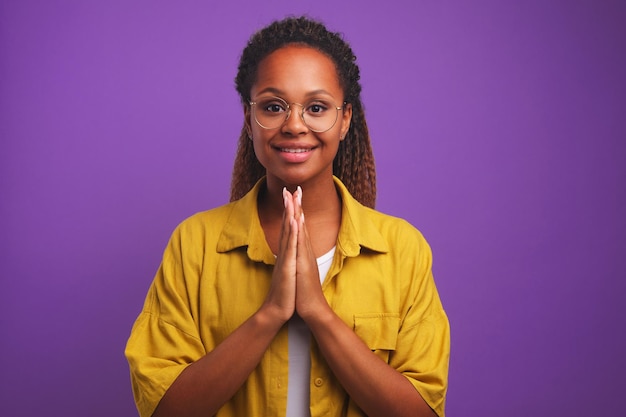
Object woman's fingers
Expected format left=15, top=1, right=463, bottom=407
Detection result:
left=292, top=187, right=328, bottom=320
left=292, top=186, right=302, bottom=224
left=278, top=187, right=292, bottom=252
left=264, top=188, right=298, bottom=322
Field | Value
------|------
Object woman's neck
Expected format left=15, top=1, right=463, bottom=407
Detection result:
left=258, top=174, right=342, bottom=257
left=260, top=174, right=341, bottom=220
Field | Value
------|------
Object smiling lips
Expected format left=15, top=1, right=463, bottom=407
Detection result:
left=275, top=145, right=315, bottom=163
left=280, top=147, right=312, bottom=153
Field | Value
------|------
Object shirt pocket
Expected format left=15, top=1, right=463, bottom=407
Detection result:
left=353, top=313, right=400, bottom=363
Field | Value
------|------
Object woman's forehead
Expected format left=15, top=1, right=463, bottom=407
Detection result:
left=251, top=45, right=342, bottom=99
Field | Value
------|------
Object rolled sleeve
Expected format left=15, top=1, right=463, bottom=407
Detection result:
left=391, top=232, right=450, bottom=417
left=125, top=231, right=206, bottom=417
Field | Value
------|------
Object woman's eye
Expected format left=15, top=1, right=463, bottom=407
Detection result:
left=265, top=103, right=285, bottom=113
left=307, top=103, right=328, bottom=114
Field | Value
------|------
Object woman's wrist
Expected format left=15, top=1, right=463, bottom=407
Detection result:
left=300, top=302, right=336, bottom=330
left=255, top=302, right=292, bottom=330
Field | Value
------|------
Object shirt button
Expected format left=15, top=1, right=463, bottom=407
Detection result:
left=314, top=378, right=324, bottom=387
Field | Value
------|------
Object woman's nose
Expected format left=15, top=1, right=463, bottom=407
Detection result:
left=281, top=103, right=308, bottom=135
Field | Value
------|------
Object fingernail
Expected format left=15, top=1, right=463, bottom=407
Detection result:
left=283, top=187, right=288, bottom=208
left=297, top=186, right=302, bottom=206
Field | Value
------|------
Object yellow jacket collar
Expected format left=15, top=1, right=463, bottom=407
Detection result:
left=216, top=177, right=389, bottom=264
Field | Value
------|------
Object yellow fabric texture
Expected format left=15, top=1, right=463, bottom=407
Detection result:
left=125, top=177, right=450, bottom=417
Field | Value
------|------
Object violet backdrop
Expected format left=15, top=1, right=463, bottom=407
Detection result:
left=1, top=0, right=625, bottom=416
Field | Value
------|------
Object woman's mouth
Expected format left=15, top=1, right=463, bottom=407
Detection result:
left=275, top=146, right=315, bottom=163
left=280, top=148, right=312, bottom=153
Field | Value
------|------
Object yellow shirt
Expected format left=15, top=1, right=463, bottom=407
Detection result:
left=125, top=177, right=450, bottom=417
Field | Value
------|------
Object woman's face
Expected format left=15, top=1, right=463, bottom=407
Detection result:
left=246, top=45, right=352, bottom=189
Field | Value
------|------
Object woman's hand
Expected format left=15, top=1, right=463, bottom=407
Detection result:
left=261, top=187, right=299, bottom=323
left=292, top=187, right=332, bottom=321
left=263, top=186, right=331, bottom=323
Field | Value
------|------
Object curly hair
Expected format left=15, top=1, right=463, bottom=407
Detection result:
left=230, top=16, right=376, bottom=208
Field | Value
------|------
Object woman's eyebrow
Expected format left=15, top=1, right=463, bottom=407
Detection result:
left=303, top=89, right=334, bottom=98
left=254, top=87, right=284, bottom=96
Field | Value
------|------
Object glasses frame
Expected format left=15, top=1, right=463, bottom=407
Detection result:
left=249, top=96, right=344, bottom=133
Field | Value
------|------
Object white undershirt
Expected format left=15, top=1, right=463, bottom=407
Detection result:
left=285, top=246, right=335, bottom=417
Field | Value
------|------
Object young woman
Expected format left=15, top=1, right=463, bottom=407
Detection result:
left=126, top=16, right=449, bottom=417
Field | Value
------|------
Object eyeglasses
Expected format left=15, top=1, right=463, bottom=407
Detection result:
left=249, top=96, right=343, bottom=133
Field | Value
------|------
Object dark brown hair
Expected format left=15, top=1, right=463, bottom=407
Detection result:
left=230, top=16, right=376, bottom=208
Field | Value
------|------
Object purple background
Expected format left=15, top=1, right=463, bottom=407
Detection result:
left=1, top=1, right=625, bottom=416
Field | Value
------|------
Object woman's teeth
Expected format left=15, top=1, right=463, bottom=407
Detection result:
left=281, top=148, right=310, bottom=153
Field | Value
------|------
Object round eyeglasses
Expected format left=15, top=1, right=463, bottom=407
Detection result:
left=249, top=96, right=343, bottom=133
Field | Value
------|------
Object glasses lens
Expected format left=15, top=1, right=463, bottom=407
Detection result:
left=253, top=97, right=289, bottom=129
left=302, top=100, right=339, bottom=132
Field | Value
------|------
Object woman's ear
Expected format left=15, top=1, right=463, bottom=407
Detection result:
left=340, top=103, right=352, bottom=141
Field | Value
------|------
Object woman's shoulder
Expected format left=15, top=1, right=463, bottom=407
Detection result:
left=337, top=177, right=429, bottom=248
left=343, top=200, right=432, bottom=258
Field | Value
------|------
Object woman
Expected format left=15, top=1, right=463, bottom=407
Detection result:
left=126, top=16, right=449, bottom=417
